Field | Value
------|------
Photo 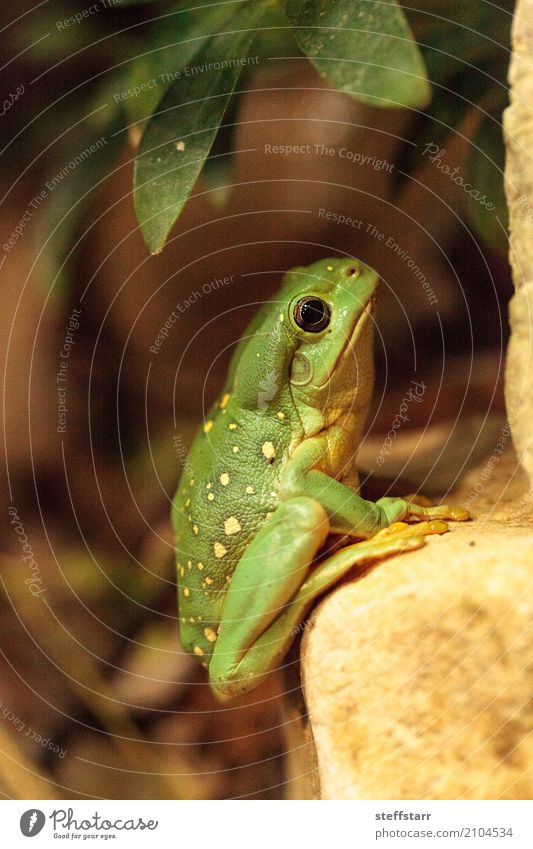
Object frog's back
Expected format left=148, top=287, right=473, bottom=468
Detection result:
left=172, top=391, right=294, bottom=661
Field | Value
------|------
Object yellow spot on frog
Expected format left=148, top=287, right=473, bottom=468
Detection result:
left=203, top=420, right=213, bottom=434
left=277, top=411, right=285, bottom=420
left=183, top=587, right=190, bottom=597
left=224, top=516, right=242, bottom=536
left=326, top=265, right=333, bottom=271
left=204, top=627, right=217, bottom=642
left=220, top=393, right=230, bottom=409
left=193, top=524, right=199, bottom=535
left=229, top=423, right=237, bottom=430
left=245, top=485, right=254, bottom=494
left=262, top=441, right=275, bottom=460
left=205, top=576, right=213, bottom=585
left=207, top=492, right=215, bottom=501
left=232, top=446, right=239, bottom=453
left=278, top=312, right=284, bottom=322
left=190, top=479, right=195, bottom=486
left=197, top=562, right=205, bottom=571
left=193, top=645, right=204, bottom=656
left=185, top=498, right=191, bottom=507
left=266, top=512, right=273, bottom=520
left=214, top=542, right=227, bottom=558
left=220, top=473, right=230, bottom=486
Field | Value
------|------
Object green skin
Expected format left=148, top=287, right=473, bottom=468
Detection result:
left=172, top=258, right=468, bottom=698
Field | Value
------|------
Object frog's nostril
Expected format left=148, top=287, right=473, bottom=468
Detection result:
left=345, top=265, right=359, bottom=278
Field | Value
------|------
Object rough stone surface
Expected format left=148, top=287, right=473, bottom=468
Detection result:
left=301, top=452, right=533, bottom=799
left=505, top=284, right=533, bottom=484
left=503, top=0, right=533, bottom=484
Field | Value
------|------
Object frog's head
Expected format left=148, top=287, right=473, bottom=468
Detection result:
left=277, top=257, right=379, bottom=434
left=231, top=257, right=378, bottom=431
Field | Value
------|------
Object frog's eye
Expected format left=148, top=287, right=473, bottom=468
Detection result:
left=293, top=296, right=331, bottom=333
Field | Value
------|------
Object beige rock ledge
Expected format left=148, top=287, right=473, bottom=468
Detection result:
left=503, top=0, right=533, bottom=485
left=300, top=451, right=533, bottom=799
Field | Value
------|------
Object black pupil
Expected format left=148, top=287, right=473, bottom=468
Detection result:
left=295, top=297, right=330, bottom=332
left=301, top=299, right=325, bottom=325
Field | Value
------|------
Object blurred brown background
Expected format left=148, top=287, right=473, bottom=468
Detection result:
left=0, top=0, right=511, bottom=799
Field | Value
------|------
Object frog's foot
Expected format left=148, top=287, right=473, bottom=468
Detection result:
left=402, top=493, right=470, bottom=522
left=377, top=495, right=470, bottom=526
left=410, top=504, right=470, bottom=522
left=352, top=530, right=426, bottom=558
left=300, top=525, right=427, bottom=603
left=373, top=519, right=449, bottom=540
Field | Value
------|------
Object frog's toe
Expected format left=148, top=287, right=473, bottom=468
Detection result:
left=447, top=505, right=470, bottom=521
left=419, top=519, right=449, bottom=535
left=371, top=533, right=425, bottom=557
left=425, top=504, right=470, bottom=522
left=376, top=519, right=448, bottom=540
left=373, top=521, right=409, bottom=539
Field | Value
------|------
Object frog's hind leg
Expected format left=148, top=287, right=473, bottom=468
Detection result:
left=209, top=496, right=330, bottom=698
left=209, top=516, right=444, bottom=699
left=245, top=523, right=437, bottom=667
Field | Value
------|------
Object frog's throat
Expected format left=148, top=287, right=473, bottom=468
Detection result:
left=315, top=294, right=376, bottom=389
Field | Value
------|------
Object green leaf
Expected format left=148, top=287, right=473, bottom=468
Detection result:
left=393, top=50, right=509, bottom=196
left=40, top=93, right=127, bottom=294
left=465, top=111, right=508, bottom=252
left=285, top=0, right=430, bottom=109
left=134, top=1, right=267, bottom=253
left=407, top=1, right=512, bottom=87
left=110, top=0, right=172, bottom=6
left=121, top=1, right=247, bottom=128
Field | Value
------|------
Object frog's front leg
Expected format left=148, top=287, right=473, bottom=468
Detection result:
left=281, top=438, right=469, bottom=537
left=209, top=497, right=329, bottom=698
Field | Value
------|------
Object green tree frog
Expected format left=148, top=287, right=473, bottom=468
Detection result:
left=172, top=258, right=468, bottom=698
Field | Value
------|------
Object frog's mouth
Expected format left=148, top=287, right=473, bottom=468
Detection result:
left=317, top=294, right=377, bottom=388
